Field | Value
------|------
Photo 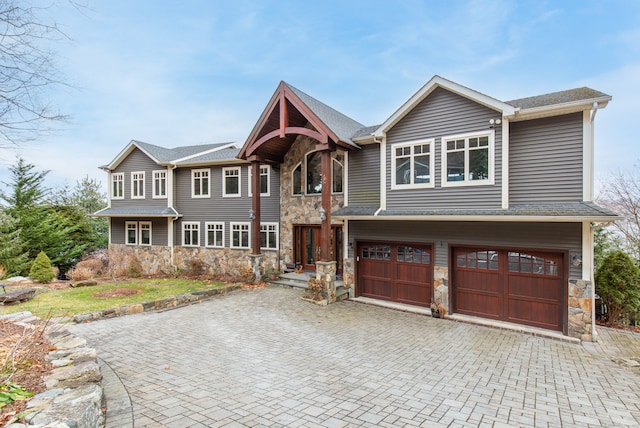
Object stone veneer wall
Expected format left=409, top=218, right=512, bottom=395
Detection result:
left=110, top=244, right=278, bottom=277
left=279, top=135, right=344, bottom=267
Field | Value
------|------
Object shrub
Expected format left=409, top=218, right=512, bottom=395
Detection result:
left=28, top=251, right=55, bottom=283
left=595, top=250, right=640, bottom=326
left=76, top=258, right=104, bottom=275
left=66, top=266, right=94, bottom=281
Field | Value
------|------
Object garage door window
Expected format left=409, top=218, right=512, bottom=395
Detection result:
left=362, top=245, right=391, bottom=260
left=508, top=252, right=558, bottom=276
left=456, top=250, right=498, bottom=270
left=397, top=246, right=431, bottom=264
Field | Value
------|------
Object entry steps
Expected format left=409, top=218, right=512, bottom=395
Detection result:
left=268, top=272, right=349, bottom=301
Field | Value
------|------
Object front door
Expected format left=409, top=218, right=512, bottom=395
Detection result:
left=294, top=225, right=343, bottom=273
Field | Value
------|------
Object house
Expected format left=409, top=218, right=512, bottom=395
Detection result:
left=95, top=75, right=617, bottom=341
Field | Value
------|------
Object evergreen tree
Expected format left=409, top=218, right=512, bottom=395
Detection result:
left=0, top=211, right=30, bottom=277
left=29, top=251, right=55, bottom=283
left=595, top=250, right=640, bottom=326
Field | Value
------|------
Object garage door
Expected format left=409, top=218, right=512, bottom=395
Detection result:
left=357, top=242, right=432, bottom=307
left=452, top=248, right=565, bottom=331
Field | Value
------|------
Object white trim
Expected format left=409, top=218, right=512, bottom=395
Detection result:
left=501, top=119, right=509, bottom=209
left=248, top=164, right=271, bottom=197
left=333, top=214, right=617, bottom=223
left=440, top=130, right=495, bottom=188
left=343, top=219, right=349, bottom=260
left=582, top=221, right=594, bottom=282
left=260, top=222, right=279, bottom=250
left=167, top=217, right=173, bottom=252
left=380, top=135, right=387, bottom=210
left=508, top=97, right=611, bottom=122
left=230, top=222, right=251, bottom=249
left=152, top=170, right=167, bottom=199
left=182, top=222, right=200, bottom=247
left=373, top=76, right=515, bottom=137
left=222, top=166, right=242, bottom=197
left=111, top=172, right=124, bottom=200
left=131, top=171, right=145, bottom=199
left=191, top=168, right=211, bottom=198
left=583, top=110, right=594, bottom=202
left=390, top=138, right=435, bottom=190
left=167, top=166, right=174, bottom=207
left=125, top=221, right=138, bottom=245
left=139, top=221, right=152, bottom=246
left=205, top=222, right=225, bottom=248
left=343, top=151, right=349, bottom=206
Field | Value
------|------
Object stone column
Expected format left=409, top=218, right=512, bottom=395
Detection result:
left=316, top=261, right=336, bottom=303
left=247, top=254, right=263, bottom=284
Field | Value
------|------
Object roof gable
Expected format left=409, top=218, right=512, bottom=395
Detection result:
left=373, top=75, right=515, bottom=137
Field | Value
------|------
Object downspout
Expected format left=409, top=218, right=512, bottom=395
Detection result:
left=589, top=102, right=599, bottom=342
left=168, top=164, right=178, bottom=269
left=374, top=134, right=385, bottom=216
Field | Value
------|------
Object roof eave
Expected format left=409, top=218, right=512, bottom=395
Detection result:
left=333, top=214, right=621, bottom=222
left=509, top=96, right=612, bottom=121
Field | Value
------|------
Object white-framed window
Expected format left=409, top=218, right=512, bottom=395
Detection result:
left=139, top=221, right=152, bottom=246
left=205, top=222, right=224, bottom=248
left=292, top=162, right=302, bottom=196
left=111, top=173, right=124, bottom=200
left=131, top=171, right=145, bottom=199
left=441, top=130, right=494, bottom=187
left=223, top=167, right=241, bottom=197
left=231, top=222, right=250, bottom=249
left=248, top=165, right=270, bottom=196
left=152, top=170, right=167, bottom=198
left=391, top=139, right=435, bottom=189
left=182, top=222, right=200, bottom=247
left=260, top=223, right=278, bottom=250
left=306, top=151, right=322, bottom=194
left=192, top=168, right=210, bottom=198
left=125, top=221, right=137, bottom=245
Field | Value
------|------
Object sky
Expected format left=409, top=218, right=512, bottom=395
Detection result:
left=0, top=0, right=639, bottom=194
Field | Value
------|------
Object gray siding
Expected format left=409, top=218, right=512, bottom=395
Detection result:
left=111, top=148, right=167, bottom=209
left=173, top=164, right=280, bottom=247
left=110, top=218, right=168, bottom=246
left=347, top=144, right=380, bottom=207
left=348, top=220, right=582, bottom=279
left=386, top=87, right=503, bottom=209
left=509, top=113, right=583, bottom=203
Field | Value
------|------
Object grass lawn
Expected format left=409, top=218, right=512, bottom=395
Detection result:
left=0, top=278, right=226, bottom=319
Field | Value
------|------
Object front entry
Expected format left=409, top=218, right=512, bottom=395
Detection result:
left=294, top=225, right=343, bottom=273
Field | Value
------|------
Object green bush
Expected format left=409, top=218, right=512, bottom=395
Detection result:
left=595, top=250, right=640, bottom=326
left=28, top=251, right=55, bottom=283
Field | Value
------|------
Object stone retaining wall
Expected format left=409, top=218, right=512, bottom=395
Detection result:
left=2, top=312, right=104, bottom=428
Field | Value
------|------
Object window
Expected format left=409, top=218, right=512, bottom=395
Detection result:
left=153, top=170, right=167, bottom=198
left=442, top=131, right=494, bottom=186
left=182, top=222, right=200, bottom=247
left=139, top=222, right=152, bottom=246
left=306, top=151, right=322, bottom=194
left=248, top=165, right=270, bottom=196
left=126, top=221, right=152, bottom=246
left=231, top=223, right=250, bottom=249
left=292, top=163, right=302, bottom=195
left=392, top=140, right=434, bottom=189
left=111, top=173, right=124, bottom=199
left=125, top=222, right=137, bottom=245
left=260, top=223, right=278, bottom=250
left=397, top=246, right=431, bottom=264
left=223, top=167, right=241, bottom=197
left=332, top=156, right=343, bottom=194
left=131, top=171, right=145, bottom=199
left=206, top=222, right=224, bottom=248
left=192, top=168, right=210, bottom=198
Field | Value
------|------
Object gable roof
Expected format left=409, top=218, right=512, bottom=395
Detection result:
left=238, top=81, right=364, bottom=163
left=373, top=75, right=516, bottom=137
left=506, top=87, right=611, bottom=110
left=101, top=140, right=239, bottom=170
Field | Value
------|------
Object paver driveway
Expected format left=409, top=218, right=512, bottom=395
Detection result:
left=69, top=286, right=640, bottom=427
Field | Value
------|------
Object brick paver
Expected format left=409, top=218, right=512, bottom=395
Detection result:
left=69, top=286, right=640, bottom=427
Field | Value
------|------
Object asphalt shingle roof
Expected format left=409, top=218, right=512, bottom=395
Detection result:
left=506, top=87, right=610, bottom=110
left=286, top=83, right=366, bottom=147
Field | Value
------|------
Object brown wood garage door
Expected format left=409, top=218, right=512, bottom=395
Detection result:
left=452, top=248, right=565, bottom=331
left=357, top=242, right=432, bottom=307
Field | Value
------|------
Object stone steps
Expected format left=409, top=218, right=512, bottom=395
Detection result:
left=268, top=272, right=349, bottom=301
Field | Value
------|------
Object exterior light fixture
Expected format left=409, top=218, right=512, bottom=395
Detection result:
left=249, top=209, right=256, bottom=220
left=319, top=207, right=326, bottom=221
